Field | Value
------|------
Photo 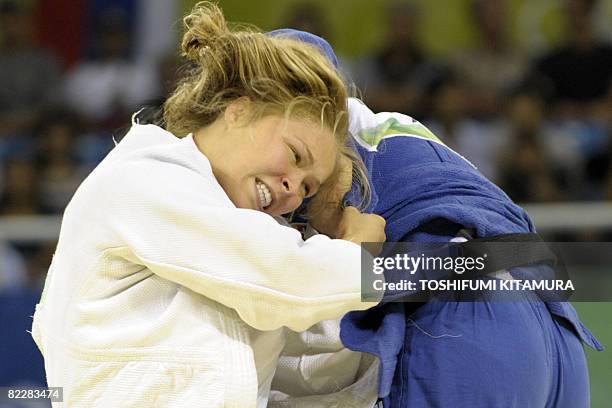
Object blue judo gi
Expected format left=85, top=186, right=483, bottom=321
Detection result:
left=340, top=99, right=604, bottom=408
left=265, top=28, right=602, bottom=407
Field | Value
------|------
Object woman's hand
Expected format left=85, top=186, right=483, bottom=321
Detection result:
left=335, top=206, right=386, bottom=246
left=312, top=204, right=386, bottom=256
left=308, top=155, right=386, bottom=251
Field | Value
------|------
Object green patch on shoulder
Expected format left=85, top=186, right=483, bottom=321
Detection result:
left=356, top=117, right=444, bottom=148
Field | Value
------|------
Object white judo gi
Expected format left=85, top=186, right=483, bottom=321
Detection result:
left=31, top=123, right=379, bottom=407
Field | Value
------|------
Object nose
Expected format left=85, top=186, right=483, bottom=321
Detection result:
left=281, top=175, right=301, bottom=196
left=280, top=173, right=305, bottom=210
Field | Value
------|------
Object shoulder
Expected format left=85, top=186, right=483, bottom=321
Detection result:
left=77, top=125, right=232, bottom=211
left=347, top=98, right=448, bottom=154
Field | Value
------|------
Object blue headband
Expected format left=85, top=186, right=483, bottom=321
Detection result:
left=266, top=28, right=339, bottom=68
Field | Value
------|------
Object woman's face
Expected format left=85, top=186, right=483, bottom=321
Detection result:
left=196, top=103, right=338, bottom=217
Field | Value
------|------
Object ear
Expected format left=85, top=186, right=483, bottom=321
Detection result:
left=224, top=96, right=251, bottom=126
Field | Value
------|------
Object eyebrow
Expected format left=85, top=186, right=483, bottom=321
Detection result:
left=296, top=137, right=328, bottom=187
left=297, top=138, right=314, bottom=165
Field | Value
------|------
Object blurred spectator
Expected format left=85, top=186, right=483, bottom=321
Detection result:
left=155, top=53, right=182, bottom=103
left=498, top=135, right=560, bottom=203
left=425, top=72, right=507, bottom=181
left=589, top=86, right=612, bottom=199
left=0, top=1, right=61, bottom=138
left=585, top=145, right=611, bottom=200
left=62, top=7, right=158, bottom=129
left=532, top=0, right=612, bottom=195
left=452, top=0, right=527, bottom=119
left=497, top=88, right=562, bottom=202
left=137, top=52, right=183, bottom=113
left=281, top=1, right=329, bottom=39
left=113, top=52, right=184, bottom=140
left=276, top=2, right=356, bottom=84
left=34, top=109, right=88, bottom=214
left=530, top=0, right=612, bottom=119
left=0, top=158, right=41, bottom=215
left=24, top=242, right=55, bottom=289
left=606, top=164, right=612, bottom=200
left=351, top=1, right=444, bottom=116
left=0, top=241, right=50, bottom=292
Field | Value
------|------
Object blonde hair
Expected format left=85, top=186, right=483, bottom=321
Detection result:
left=164, top=1, right=370, bottom=213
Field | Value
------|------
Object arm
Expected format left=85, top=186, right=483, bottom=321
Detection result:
left=98, top=158, right=379, bottom=332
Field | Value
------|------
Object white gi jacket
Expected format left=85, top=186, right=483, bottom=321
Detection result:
left=269, top=318, right=380, bottom=408
left=31, top=124, right=379, bottom=407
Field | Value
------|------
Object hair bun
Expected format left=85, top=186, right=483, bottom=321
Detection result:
left=181, top=1, right=228, bottom=61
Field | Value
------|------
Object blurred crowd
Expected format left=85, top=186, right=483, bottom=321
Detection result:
left=336, top=0, right=612, bottom=203
left=1, top=0, right=612, bottom=290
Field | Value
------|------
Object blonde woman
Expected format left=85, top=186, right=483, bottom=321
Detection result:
left=30, top=3, right=385, bottom=407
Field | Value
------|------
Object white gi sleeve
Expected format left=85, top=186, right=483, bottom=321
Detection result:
left=97, top=155, right=380, bottom=332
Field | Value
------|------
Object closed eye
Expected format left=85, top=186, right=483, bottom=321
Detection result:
left=290, top=145, right=302, bottom=164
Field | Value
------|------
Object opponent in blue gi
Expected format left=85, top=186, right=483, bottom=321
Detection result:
left=340, top=98, right=603, bottom=408
left=269, top=29, right=603, bottom=408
